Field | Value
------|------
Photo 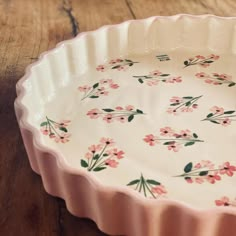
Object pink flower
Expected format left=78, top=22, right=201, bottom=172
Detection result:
left=117, top=116, right=127, bottom=123
left=109, top=59, right=118, bottom=64
left=167, top=77, right=182, bottom=83
left=96, top=89, right=109, bottom=96
left=54, top=133, right=71, bottom=143
left=167, top=142, right=181, bottom=152
left=116, top=58, right=123, bottom=62
left=105, top=159, right=119, bottom=168
left=192, top=104, right=198, bottom=109
left=125, top=105, right=134, bottom=111
left=110, top=83, right=119, bottom=89
left=115, top=106, right=123, bottom=110
left=195, top=55, right=205, bottom=59
left=209, top=54, right=220, bottom=60
left=195, top=160, right=214, bottom=169
left=179, top=129, right=192, bottom=138
left=185, top=177, right=193, bottom=183
left=205, top=79, right=213, bottom=84
left=195, top=72, right=208, bottom=78
left=219, top=162, right=236, bottom=176
left=160, top=127, right=175, bottom=137
left=151, top=185, right=167, bottom=195
left=108, top=148, right=125, bottom=159
left=206, top=173, right=221, bottom=184
left=210, top=106, right=224, bottom=114
left=103, top=114, right=114, bottom=123
left=100, top=137, right=115, bottom=146
left=170, top=96, right=183, bottom=103
left=149, top=70, right=162, bottom=77
left=147, top=80, right=159, bottom=86
left=49, top=133, right=56, bottom=139
left=220, top=118, right=231, bottom=126
left=41, top=127, right=49, bottom=135
left=100, top=79, right=113, bottom=84
left=117, top=66, right=126, bottom=71
left=54, top=120, right=71, bottom=128
left=78, top=85, right=91, bottom=92
left=200, top=63, right=210, bottom=68
left=85, top=152, right=93, bottom=159
left=88, top=144, right=102, bottom=153
left=143, top=134, right=158, bottom=146
left=167, top=108, right=178, bottom=115
left=195, top=178, right=204, bottom=184
left=219, top=74, right=232, bottom=81
left=96, top=65, right=106, bottom=72
left=87, top=108, right=101, bottom=119
left=180, top=107, right=193, bottom=113
left=215, top=196, right=230, bottom=206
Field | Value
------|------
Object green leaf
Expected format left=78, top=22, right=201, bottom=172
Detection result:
left=184, top=177, right=191, bottom=180
left=183, top=96, right=193, bottom=99
left=59, top=127, right=68, bottom=133
left=184, top=142, right=195, bottom=146
left=103, top=153, right=109, bottom=157
left=93, top=167, right=106, bottom=172
left=184, top=162, right=193, bottom=173
left=127, top=179, right=140, bottom=186
left=228, top=82, right=236, bottom=87
left=112, top=65, right=121, bottom=69
left=128, top=115, right=134, bottom=122
left=90, top=95, right=99, bottom=98
left=184, top=60, right=189, bottom=66
left=207, top=113, right=214, bottom=118
left=170, top=103, right=180, bottom=106
left=185, top=101, right=192, bottom=106
left=80, top=160, right=88, bottom=168
left=204, top=60, right=214, bottom=63
left=129, top=63, right=134, bottom=66
left=93, top=154, right=100, bottom=160
left=210, top=120, right=220, bottom=124
left=102, top=108, right=114, bottom=112
left=138, top=78, right=143, bottom=84
left=40, top=121, right=48, bottom=127
left=160, top=74, right=170, bottom=76
left=146, top=179, right=160, bottom=185
left=224, top=110, right=235, bottom=114
left=125, top=59, right=132, bottom=62
left=93, top=82, right=99, bottom=89
left=193, top=133, right=198, bottom=138
left=136, top=109, right=143, bottom=114
left=199, top=171, right=208, bottom=176
left=163, top=141, right=175, bottom=145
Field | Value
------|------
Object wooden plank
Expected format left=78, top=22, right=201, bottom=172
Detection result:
left=127, top=0, right=236, bottom=18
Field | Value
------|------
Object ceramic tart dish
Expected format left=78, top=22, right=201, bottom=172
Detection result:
left=15, top=15, right=236, bottom=236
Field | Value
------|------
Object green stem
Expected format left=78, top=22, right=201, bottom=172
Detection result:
left=88, top=145, right=107, bottom=171
left=173, top=95, right=202, bottom=111
left=46, top=117, right=61, bottom=137
left=155, top=138, right=204, bottom=142
left=174, top=168, right=224, bottom=177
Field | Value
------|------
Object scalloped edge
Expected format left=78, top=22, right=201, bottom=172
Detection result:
left=15, top=15, right=236, bottom=236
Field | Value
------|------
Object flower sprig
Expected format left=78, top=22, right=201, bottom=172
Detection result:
left=143, top=127, right=204, bottom=152
left=184, top=54, right=219, bottom=68
left=96, top=58, right=139, bottom=72
left=167, top=95, right=202, bottom=115
left=195, top=72, right=235, bottom=87
left=133, top=70, right=182, bottom=86
left=174, top=161, right=236, bottom=184
left=127, top=174, right=167, bottom=199
left=40, top=117, right=71, bottom=143
left=87, top=105, right=145, bottom=123
left=202, top=106, right=236, bottom=126
left=78, top=79, right=119, bottom=100
left=215, top=196, right=236, bottom=207
left=80, top=138, right=125, bottom=172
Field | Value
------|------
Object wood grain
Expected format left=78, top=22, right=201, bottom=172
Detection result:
left=0, top=0, right=234, bottom=235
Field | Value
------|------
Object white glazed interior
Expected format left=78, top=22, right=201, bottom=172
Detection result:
left=18, top=15, right=236, bottom=210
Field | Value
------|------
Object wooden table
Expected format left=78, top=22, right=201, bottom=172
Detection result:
left=1, top=0, right=236, bottom=235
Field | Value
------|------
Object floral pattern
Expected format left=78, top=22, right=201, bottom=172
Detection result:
left=184, top=54, right=219, bottom=68
left=87, top=105, right=145, bottom=123
left=78, top=79, right=119, bottom=100
left=215, top=196, right=236, bottom=207
left=143, top=127, right=203, bottom=152
left=133, top=70, right=182, bottom=86
left=202, top=106, right=236, bottom=126
left=195, top=72, right=235, bottom=87
left=40, top=117, right=71, bottom=143
left=80, top=138, right=125, bottom=172
left=174, top=161, right=236, bottom=184
left=167, top=95, right=202, bottom=115
left=96, top=58, right=138, bottom=72
left=127, top=174, right=167, bottom=198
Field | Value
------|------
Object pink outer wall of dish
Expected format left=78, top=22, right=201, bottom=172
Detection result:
left=15, top=15, right=236, bottom=236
